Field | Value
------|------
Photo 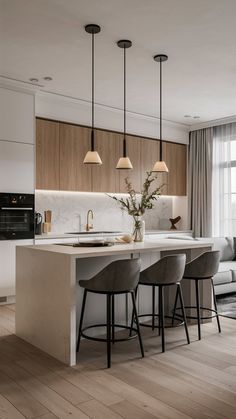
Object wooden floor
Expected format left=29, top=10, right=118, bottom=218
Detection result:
left=0, top=305, right=235, bottom=419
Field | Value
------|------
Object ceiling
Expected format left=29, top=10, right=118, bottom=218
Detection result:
left=1, top=0, right=236, bottom=126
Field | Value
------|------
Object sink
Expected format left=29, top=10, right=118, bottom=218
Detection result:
left=66, top=231, right=123, bottom=235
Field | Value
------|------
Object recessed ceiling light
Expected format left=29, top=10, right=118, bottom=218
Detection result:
left=184, top=115, right=191, bottom=118
left=43, top=76, right=53, bottom=81
left=193, top=115, right=200, bottom=119
left=29, top=78, right=39, bottom=83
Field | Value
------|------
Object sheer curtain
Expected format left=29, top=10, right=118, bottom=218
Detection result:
left=188, top=128, right=213, bottom=237
left=212, top=123, right=236, bottom=236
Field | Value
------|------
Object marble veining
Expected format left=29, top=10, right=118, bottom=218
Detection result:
left=35, top=191, right=173, bottom=233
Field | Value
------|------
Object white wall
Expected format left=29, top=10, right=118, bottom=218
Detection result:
left=36, top=91, right=189, bottom=144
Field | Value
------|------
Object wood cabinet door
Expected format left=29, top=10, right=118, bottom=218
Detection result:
left=59, top=123, right=92, bottom=191
left=163, top=142, right=187, bottom=196
left=36, top=119, right=60, bottom=190
left=119, top=135, right=141, bottom=193
left=139, top=137, right=167, bottom=194
left=91, top=130, right=121, bottom=193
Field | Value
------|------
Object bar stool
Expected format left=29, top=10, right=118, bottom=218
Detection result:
left=131, top=254, right=190, bottom=353
left=76, top=258, right=144, bottom=368
left=172, top=251, right=221, bottom=340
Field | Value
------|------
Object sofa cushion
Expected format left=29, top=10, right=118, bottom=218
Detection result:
left=213, top=237, right=234, bottom=261
left=232, top=268, right=236, bottom=282
left=213, top=271, right=232, bottom=286
left=218, top=261, right=236, bottom=273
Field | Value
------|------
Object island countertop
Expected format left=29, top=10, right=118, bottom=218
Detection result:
left=20, top=237, right=213, bottom=258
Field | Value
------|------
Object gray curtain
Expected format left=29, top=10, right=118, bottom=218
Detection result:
left=188, top=127, right=213, bottom=237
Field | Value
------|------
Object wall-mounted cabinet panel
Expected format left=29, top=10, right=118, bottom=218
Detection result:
left=163, top=142, right=187, bottom=196
left=59, top=124, right=92, bottom=191
left=36, top=119, right=60, bottom=190
left=119, top=135, right=141, bottom=193
left=35, top=119, right=187, bottom=195
left=92, top=130, right=121, bottom=193
left=0, top=140, right=34, bottom=193
left=139, top=137, right=167, bottom=194
left=0, top=88, right=34, bottom=144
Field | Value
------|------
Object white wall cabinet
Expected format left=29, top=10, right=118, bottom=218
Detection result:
left=0, top=88, right=35, bottom=144
left=0, top=240, right=34, bottom=297
left=0, top=140, right=34, bottom=193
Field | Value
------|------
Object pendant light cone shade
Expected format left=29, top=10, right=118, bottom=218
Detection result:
left=116, top=157, right=133, bottom=169
left=83, top=24, right=102, bottom=165
left=116, top=40, right=133, bottom=170
left=152, top=54, right=169, bottom=173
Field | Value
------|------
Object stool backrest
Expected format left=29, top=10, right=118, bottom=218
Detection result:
left=184, top=251, right=220, bottom=279
left=140, top=254, right=186, bottom=285
left=87, top=258, right=141, bottom=293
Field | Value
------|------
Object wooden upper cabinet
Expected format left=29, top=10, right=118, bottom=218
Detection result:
left=36, top=119, right=60, bottom=190
left=91, top=130, right=121, bottom=193
left=36, top=119, right=187, bottom=195
left=163, top=142, right=187, bottom=196
left=119, top=135, right=141, bottom=193
left=139, top=137, right=167, bottom=194
left=59, top=124, right=92, bottom=191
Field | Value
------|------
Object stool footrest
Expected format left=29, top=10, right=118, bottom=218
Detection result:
left=81, top=323, right=138, bottom=343
left=174, top=306, right=219, bottom=320
left=136, top=313, right=184, bottom=328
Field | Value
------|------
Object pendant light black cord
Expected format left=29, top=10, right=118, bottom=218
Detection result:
left=123, top=46, right=127, bottom=157
left=91, top=32, right=95, bottom=151
left=159, top=58, right=162, bottom=161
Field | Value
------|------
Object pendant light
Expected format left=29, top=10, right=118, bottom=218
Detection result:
left=116, top=40, right=133, bottom=170
left=152, top=54, right=169, bottom=173
left=83, top=24, right=102, bottom=165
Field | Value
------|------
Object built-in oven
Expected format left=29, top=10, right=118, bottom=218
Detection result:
left=0, top=193, right=35, bottom=240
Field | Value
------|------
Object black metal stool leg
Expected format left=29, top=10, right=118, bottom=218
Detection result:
left=77, top=289, right=87, bottom=352
left=152, top=285, right=155, bottom=330
left=178, top=284, right=190, bottom=344
left=107, top=294, right=111, bottom=368
left=159, top=286, right=165, bottom=352
left=158, top=286, right=161, bottom=336
left=211, top=278, right=221, bottom=333
left=131, top=291, right=144, bottom=358
left=112, top=294, right=115, bottom=344
left=195, top=279, right=201, bottom=340
left=172, top=285, right=179, bottom=326
left=129, top=286, right=138, bottom=337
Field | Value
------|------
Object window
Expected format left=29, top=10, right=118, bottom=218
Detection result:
left=212, top=124, right=236, bottom=236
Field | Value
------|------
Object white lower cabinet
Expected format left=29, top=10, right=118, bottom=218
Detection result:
left=0, top=240, right=34, bottom=298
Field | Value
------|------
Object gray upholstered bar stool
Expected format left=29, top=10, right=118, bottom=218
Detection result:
left=76, top=258, right=144, bottom=368
left=172, top=251, right=221, bottom=340
left=132, top=254, right=190, bottom=353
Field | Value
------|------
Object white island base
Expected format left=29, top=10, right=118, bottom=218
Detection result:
left=16, top=239, right=213, bottom=366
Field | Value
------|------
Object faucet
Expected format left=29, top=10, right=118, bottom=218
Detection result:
left=86, top=209, right=94, bottom=231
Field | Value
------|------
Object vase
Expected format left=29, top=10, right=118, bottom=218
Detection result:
left=132, top=216, right=145, bottom=242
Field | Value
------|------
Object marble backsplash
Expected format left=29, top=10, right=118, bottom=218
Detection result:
left=35, top=191, right=174, bottom=233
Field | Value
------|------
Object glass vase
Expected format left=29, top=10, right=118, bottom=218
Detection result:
left=132, top=216, right=145, bottom=242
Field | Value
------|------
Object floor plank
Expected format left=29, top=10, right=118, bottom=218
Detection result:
left=0, top=305, right=235, bottom=419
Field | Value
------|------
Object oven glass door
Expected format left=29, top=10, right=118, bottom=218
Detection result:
left=0, top=208, right=34, bottom=239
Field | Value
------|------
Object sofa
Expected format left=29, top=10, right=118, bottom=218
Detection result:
left=212, top=237, right=236, bottom=295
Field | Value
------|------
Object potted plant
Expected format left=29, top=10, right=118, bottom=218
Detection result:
left=108, top=171, right=163, bottom=242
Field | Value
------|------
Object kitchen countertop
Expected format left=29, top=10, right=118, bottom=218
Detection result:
left=35, top=230, right=192, bottom=240
left=23, top=237, right=212, bottom=259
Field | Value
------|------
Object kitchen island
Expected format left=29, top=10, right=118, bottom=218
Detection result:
left=16, top=238, right=213, bottom=366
